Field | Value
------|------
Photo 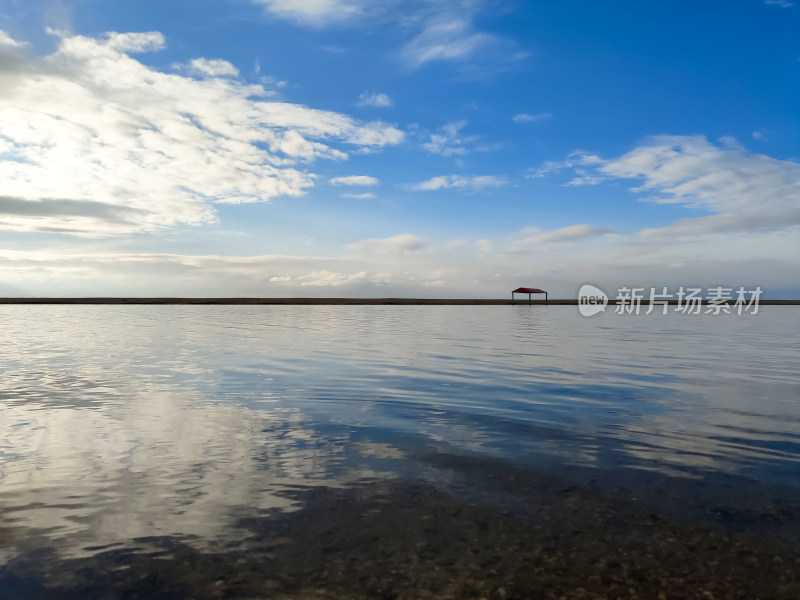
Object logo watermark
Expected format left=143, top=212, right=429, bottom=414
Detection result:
left=577, top=284, right=608, bottom=317
left=578, top=285, right=762, bottom=316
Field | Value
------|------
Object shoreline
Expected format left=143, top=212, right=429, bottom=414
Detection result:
left=0, top=297, right=797, bottom=305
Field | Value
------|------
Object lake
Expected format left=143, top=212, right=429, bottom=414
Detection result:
left=1, top=305, right=798, bottom=598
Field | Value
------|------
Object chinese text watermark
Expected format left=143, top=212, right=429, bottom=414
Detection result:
left=577, top=285, right=762, bottom=317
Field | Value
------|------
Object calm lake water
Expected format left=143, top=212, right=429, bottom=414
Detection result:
left=1, top=305, right=799, bottom=598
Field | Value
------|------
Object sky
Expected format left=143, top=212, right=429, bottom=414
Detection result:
left=0, top=0, right=798, bottom=298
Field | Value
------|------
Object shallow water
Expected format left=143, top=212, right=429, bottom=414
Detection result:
left=1, top=305, right=799, bottom=598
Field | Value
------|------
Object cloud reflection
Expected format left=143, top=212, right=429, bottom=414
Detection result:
left=0, top=304, right=798, bottom=564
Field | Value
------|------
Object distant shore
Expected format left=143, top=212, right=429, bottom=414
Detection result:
left=0, top=297, right=798, bottom=305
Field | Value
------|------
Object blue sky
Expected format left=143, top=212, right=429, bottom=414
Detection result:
left=0, top=0, right=798, bottom=297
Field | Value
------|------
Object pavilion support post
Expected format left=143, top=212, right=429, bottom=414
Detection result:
left=528, top=293, right=531, bottom=305
left=546, top=292, right=548, bottom=305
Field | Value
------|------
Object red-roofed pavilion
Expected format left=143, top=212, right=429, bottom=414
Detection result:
left=512, top=287, right=548, bottom=304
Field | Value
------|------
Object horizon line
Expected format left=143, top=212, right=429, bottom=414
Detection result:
left=0, top=298, right=798, bottom=306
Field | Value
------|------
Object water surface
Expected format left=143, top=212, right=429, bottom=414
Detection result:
left=1, top=306, right=798, bottom=598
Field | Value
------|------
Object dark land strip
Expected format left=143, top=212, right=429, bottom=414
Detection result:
left=0, top=297, right=797, bottom=305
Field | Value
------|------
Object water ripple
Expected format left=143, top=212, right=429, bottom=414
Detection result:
left=0, top=305, right=798, bottom=562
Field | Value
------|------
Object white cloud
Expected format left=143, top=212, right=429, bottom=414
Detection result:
left=422, top=120, right=482, bottom=156
left=100, top=31, right=165, bottom=52
left=343, top=121, right=404, bottom=146
left=252, top=0, right=374, bottom=26
left=345, top=233, right=427, bottom=254
left=0, top=222, right=797, bottom=300
left=398, top=5, right=527, bottom=75
left=528, top=136, right=800, bottom=243
left=400, top=18, right=495, bottom=68
left=0, top=30, right=28, bottom=48
left=764, top=0, right=794, bottom=7
left=515, top=224, right=611, bottom=246
left=526, top=152, right=602, bottom=181
left=187, top=58, right=239, bottom=77
left=0, top=250, right=386, bottom=294
left=358, top=92, right=392, bottom=107
left=0, top=30, right=403, bottom=236
left=593, top=135, right=800, bottom=236
left=475, top=239, right=492, bottom=253
left=251, top=2, right=523, bottom=74
left=329, top=175, right=379, bottom=186
left=565, top=173, right=608, bottom=186
left=525, top=160, right=567, bottom=179
left=752, top=131, right=766, bottom=141
left=512, top=112, right=551, bottom=123
left=298, top=270, right=368, bottom=286
left=408, top=175, right=507, bottom=191
left=341, top=192, right=375, bottom=199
